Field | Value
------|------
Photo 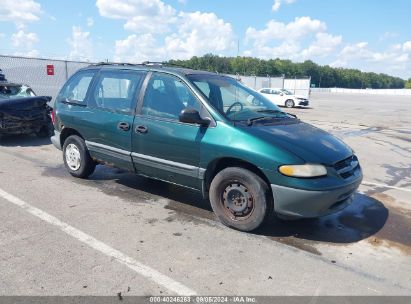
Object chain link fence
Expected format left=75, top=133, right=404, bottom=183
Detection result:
left=0, top=55, right=91, bottom=101
left=1, top=55, right=312, bottom=101
left=232, top=74, right=311, bottom=98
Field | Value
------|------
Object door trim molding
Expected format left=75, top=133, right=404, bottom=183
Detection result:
left=131, top=152, right=205, bottom=179
left=85, top=141, right=131, bottom=162
left=85, top=140, right=205, bottom=179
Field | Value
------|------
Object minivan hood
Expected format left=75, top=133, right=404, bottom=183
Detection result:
left=240, top=121, right=352, bottom=164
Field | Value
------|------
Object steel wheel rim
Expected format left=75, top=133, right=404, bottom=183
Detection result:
left=222, top=182, right=254, bottom=220
left=65, top=143, right=81, bottom=171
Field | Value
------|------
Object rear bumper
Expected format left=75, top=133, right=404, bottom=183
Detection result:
left=51, top=130, right=62, bottom=150
left=271, top=176, right=362, bottom=218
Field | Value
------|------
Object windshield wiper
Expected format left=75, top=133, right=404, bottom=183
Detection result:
left=246, top=116, right=275, bottom=126
left=257, top=109, right=298, bottom=119
left=247, top=110, right=299, bottom=126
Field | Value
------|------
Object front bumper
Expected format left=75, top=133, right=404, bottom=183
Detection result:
left=297, top=99, right=309, bottom=106
left=51, top=130, right=62, bottom=150
left=271, top=176, right=362, bottom=218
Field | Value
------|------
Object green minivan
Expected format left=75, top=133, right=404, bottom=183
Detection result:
left=51, top=63, right=362, bottom=231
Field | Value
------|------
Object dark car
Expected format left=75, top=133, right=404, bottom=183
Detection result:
left=51, top=63, right=362, bottom=232
left=0, top=71, right=52, bottom=138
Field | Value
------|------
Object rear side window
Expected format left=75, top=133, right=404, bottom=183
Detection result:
left=91, top=70, right=144, bottom=113
left=58, top=71, right=95, bottom=105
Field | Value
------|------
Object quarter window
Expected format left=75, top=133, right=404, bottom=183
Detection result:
left=92, top=71, right=144, bottom=113
left=59, top=71, right=95, bottom=105
left=142, top=73, right=201, bottom=120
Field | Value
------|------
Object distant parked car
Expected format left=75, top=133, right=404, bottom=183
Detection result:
left=258, top=88, right=309, bottom=108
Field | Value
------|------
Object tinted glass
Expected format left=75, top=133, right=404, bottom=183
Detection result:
left=142, top=73, right=201, bottom=120
left=92, top=71, right=144, bottom=113
left=0, top=84, right=35, bottom=99
left=188, top=74, right=286, bottom=122
left=59, top=71, right=94, bottom=104
left=281, top=89, right=293, bottom=95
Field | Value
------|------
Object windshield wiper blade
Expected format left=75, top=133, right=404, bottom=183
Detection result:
left=258, top=109, right=298, bottom=119
left=246, top=109, right=300, bottom=126
left=246, top=116, right=274, bottom=126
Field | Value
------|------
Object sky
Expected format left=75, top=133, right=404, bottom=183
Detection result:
left=0, top=0, right=410, bottom=79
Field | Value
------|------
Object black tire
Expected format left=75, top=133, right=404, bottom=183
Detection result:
left=209, top=167, right=271, bottom=231
left=285, top=99, right=295, bottom=108
left=62, top=135, right=96, bottom=178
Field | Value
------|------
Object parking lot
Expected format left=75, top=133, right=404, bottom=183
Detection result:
left=0, top=92, right=410, bottom=296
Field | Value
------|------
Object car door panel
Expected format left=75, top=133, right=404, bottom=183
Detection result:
left=81, top=69, right=146, bottom=171
left=131, top=72, right=204, bottom=190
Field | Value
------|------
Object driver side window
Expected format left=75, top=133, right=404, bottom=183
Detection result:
left=142, top=73, right=201, bottom=120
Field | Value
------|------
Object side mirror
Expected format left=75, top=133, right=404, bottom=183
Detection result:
left=179, top=108, right=210, bottom=126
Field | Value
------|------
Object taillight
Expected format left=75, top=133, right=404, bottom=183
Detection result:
left=51, top=109, right=55, bottom=124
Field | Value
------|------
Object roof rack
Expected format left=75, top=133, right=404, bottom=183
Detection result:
left=89, top=61, right=191, bottom=70
left=141, top=61, right=165, bottom=66
left=91, top=62, right=141, bottom=67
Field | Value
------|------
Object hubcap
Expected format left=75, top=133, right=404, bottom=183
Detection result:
left=222, top=183, right=254, bottom=219
left=65, top=143, right=81, bottom=171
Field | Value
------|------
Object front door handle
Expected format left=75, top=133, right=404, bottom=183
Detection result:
left=135, top=125, right=148, bottom=134
left=118, top=122, right=130, bottom=131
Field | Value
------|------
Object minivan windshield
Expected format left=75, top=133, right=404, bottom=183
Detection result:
left=187, top=74, right=289, bottom=122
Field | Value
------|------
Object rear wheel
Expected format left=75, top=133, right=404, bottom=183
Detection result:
left=63, top=135, right=96, bottom=178
left=209, top=167, right=271, bottom=231
left=285, top=99, right=295, bottom=108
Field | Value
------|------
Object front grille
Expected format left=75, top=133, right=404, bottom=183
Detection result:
left=334, top=155, right=359, bottom=179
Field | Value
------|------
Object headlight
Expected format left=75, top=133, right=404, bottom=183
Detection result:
left=279, top=164, right=327, bottom=178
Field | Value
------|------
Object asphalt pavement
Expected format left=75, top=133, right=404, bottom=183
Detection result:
left=0, top=92, right=410, bottom=296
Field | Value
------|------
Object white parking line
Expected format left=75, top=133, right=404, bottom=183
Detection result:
left=362, top=181, right=411, bottom=193
left=0, top=188, right=197, bottom=296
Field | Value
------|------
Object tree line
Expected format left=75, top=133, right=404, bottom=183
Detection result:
left=168, top=54, right=407, bottom=89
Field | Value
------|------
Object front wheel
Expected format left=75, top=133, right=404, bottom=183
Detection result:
left=63, top=135, right=96, bottom=178
left=209, top=167, right=271, bottom=231
left=285, top=99, right=295, bottom=108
